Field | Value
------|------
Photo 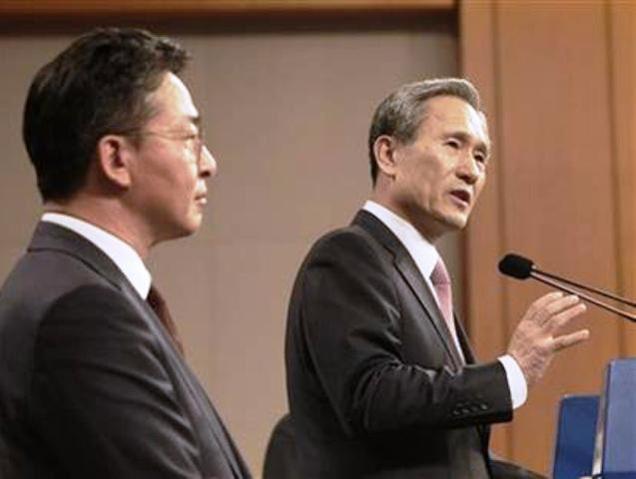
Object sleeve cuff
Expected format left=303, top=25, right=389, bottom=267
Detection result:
left=498, top=354, right=528, bottom=409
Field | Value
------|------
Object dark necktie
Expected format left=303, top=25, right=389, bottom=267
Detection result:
left=430, top=258, right=463, bottom=360
left=147, top=285, right=184, bottom=355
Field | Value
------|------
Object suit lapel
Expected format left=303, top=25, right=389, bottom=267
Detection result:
left=394, top=253, right=464, bottom=369
left=30, top=222, right=181, bottom=340
left=353, top=211, right=464, bottom=369
left=29, top=223, right=159, bottom=334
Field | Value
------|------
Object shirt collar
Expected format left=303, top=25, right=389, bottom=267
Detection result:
left=363, top=200, right=439, bottom=279
left=41, top=212, right=151, bottom=299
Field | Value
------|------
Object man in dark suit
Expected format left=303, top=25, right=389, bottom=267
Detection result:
left=0, top=28, right=251, bottom=478
left=285, top=78, right=590, bottom=478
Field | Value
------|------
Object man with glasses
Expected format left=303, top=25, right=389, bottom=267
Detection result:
left=0, top=28, right=250, bottom=478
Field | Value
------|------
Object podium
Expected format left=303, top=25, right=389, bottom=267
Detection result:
left=553, top=359, right=636, bottom=479
left=553, top=395, right=599, bottom=478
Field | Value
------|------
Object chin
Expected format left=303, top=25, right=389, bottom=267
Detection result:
left=181, top=223, right=202, bottom=237
left=440, top=214, right=468, bottom=232
left=166, top=222, right=202, bottom=241
left=186, top=216, right=204, bottom=234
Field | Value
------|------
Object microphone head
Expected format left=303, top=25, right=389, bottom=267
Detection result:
left=498, top=254, right=534, bottom=279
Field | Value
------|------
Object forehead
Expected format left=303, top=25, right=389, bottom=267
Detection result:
left=147, top=72, right=199, bottom=123
left=419, top=95, right=490, bottom=144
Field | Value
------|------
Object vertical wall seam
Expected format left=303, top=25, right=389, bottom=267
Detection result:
left=603, top=0, right=625, bottom=356
left=490, top=0, right=513, bottom=461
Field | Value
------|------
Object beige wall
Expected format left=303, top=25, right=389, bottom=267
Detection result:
left=0, top=25, right=457, bottom=475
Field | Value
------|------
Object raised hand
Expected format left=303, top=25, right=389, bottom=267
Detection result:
left=507, top=292, right=589, bottom=388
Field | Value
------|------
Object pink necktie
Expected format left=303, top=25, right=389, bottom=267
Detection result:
left=430, top=259, right=453, bottom=325
left=430, top=258, right=463, bottom=359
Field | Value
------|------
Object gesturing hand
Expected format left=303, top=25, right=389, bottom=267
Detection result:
left=507, top=292, right=589, bottom=388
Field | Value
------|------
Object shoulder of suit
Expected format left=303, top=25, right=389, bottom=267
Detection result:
left=1, top=251, right=128, bottom=323
left=311, top=223, right=370, bottom=248
left=305, top=224, right=390, bottom=265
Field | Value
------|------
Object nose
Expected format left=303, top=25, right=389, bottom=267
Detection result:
left=456, top=153, right=481, bottom=184
left=198, top=145, right=218, bottom=179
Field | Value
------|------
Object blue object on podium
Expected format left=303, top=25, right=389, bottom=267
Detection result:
left=591, top=358, right=636, bottom=478
left=552, top=395, right=599, bottom=479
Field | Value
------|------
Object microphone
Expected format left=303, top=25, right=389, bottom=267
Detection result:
left=498, top=254, right=533, bottom=280
left=498, top=253, right=636, bottom=322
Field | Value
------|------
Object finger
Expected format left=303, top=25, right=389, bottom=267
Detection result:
left=552, top=329, right=590, bottom=351
left=527, top=291, right=564, bottom=316
left=547, top=303, right=587, bottom=332
left=544, top=294, right=582, bottom=317
left=533, top=295, right=581, bottom=327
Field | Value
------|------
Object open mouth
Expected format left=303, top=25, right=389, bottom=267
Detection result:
left=450, top=189, right=471, bottom=206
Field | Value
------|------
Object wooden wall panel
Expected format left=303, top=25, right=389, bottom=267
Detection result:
left=610, top=2, right=636, bottom=357
left=461, top=0, right=631, bottom=474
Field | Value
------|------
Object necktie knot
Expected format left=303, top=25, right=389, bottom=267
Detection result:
left=431, top=258, right=451, bottom=286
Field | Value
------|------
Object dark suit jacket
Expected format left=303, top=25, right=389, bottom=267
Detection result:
left=0, top=222, right=251, bottom=478
left=262, top=414, right=297, bottom=479
left=285, top=210, right=514, bottom=478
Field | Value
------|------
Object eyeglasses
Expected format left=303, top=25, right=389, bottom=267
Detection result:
left=145, top=130, right=205, bottom=160
left=123, top=128, right=206, bottom=160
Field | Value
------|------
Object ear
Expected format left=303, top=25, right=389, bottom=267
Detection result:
left=95, top=134, right=134, bottom=189
left=373, top=134, right=400, bottom=179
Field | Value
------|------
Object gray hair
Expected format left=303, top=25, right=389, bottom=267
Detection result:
left=367, top=78, right=481, bottom=184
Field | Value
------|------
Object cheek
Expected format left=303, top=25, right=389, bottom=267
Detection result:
left=473, top=174, right=487, bottom=200
left=412, top=165, right=444, bottom=198
left=395, top=149, right=443, bottom=199
left=175, top=159, right=199, bottom=193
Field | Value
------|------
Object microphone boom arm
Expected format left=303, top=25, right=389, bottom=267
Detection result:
left=534, top=268, right=636, bottom=308
left=531, top=272, right=636, bottom=322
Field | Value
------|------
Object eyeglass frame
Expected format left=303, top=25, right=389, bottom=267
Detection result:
left=115, top=126, right=207, bottom=161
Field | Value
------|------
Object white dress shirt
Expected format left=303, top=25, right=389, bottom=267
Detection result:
left=42, top=212, right=151, bottom=300
left=363, top=200, right=527, bottom=409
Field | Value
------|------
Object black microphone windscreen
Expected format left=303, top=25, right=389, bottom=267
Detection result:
left=498, top=254, right=534, bottom=279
